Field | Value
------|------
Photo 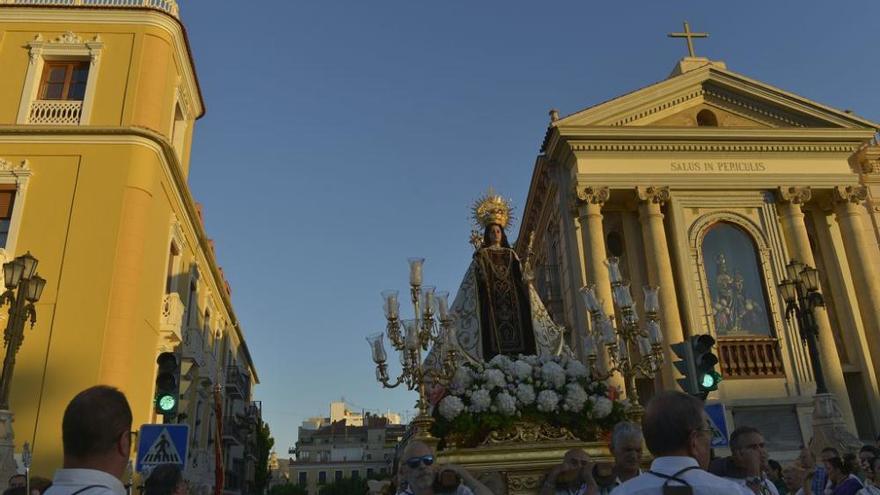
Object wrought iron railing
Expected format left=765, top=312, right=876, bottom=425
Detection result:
left=0, top=0, right=179, bottom=18
left=717, top=337, right=785, bottom=379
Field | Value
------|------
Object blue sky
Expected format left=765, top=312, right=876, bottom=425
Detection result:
left=181, top=0, right=880, bottom=454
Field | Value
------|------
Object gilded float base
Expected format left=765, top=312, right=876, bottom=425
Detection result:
left=436, top=423, right=612, bottom=495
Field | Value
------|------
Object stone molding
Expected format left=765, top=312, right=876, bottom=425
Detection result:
left=777, top=186, right=812, bottom=205
left=833, top=185, right=869, bottom=204
left=637, top=185, right=671, bottom=204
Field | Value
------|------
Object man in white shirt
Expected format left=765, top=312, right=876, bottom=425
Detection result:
left=610, top=391, right=754, bottom=495
left=597, top=422, right=644, bottom=494
left=44, top=386, right=133, bottom=495
left=398, top=440, right=493, bottom=495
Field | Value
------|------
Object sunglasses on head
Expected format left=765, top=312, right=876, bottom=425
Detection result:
left=406, top=455, right=435, bottom=468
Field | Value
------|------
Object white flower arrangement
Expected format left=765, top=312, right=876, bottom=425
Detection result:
left=432, top=353, right=628, bottom=446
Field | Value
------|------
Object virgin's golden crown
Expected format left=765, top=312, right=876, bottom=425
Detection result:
left=471, top=188, right=514, bottom=229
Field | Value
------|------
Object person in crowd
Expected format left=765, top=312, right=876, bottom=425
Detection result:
left=398, top=440, right=492, bottom=495
left=827, top=455, right=863, bottom=495
left=143, top=464, right=186, bottom=495
left=813, top=447, right=842, bottom=495
left=782, top=464, right=806, bottom=495
left=7, top=476, right=26, bottom=489
left=859, top=447, right=879, bottom=481
left=595, top=422, right=643, bottom=494
left=540, top=448, right=598, bottom=495
left=609, top=390, right=753, bottom=495
left=710, top=426, right=777, bottom=495
left=43, top=386, right=132, bottom=495
left=768, top=460, right=787, bottom=495
left=860, top=456, right=880, bottom=495
left=29, top=477, right=53, bottom=495
left=3, top=487, right=26, bottom=495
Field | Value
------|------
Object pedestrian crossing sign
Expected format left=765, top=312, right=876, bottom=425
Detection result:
left=136, top=424, right=189, bottom=473
left=704, top=402, right=729, bottom=448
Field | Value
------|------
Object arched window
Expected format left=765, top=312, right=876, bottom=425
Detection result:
left=701, top=223, right=772, bottom=336
left=696, top=109, right=719, bottom=127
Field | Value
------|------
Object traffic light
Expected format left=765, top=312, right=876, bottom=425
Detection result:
left=154, top=352, right=180, bottom=419
left=671, top=334, right=721, bottom=400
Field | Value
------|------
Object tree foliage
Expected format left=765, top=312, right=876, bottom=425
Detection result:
left=317, top=477, right=368, bottom=495
left=269, top=484, right=307, bottom=495
left=254, top=420, right=275, bottom=494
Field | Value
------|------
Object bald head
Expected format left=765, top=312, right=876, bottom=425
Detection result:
left=403, top=440, right=434, bottom=460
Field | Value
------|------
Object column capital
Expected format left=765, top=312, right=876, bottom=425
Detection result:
left=833, top=185, right=868, bottom=205
left=574, top=185, right=610, bottom=205
left=636, top=185, right=670, bottom=204
left=777, top=186, right=812, bottom=205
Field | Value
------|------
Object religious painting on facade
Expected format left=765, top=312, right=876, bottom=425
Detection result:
left=701, top=223, right=773, bottom=336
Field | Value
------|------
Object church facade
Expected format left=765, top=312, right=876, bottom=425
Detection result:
left=516, top=56, right=880, bottom=451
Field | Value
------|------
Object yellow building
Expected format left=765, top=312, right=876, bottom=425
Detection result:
left=518, top=54, right=880, bottom=452
left=0, top=1, right=259, bottom=492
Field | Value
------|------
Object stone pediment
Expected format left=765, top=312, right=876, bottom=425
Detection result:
left=553, top=64, right=879, bottom=130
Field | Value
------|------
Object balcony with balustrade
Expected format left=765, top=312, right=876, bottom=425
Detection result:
left=717, top=337, right=785, bottom=379
left=0, top=0, right=179, bottom=19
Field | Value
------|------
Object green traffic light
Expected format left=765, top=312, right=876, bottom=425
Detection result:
left=156, top=393, right=177, bottom=413
left=701, top=374, right=716, bottom=388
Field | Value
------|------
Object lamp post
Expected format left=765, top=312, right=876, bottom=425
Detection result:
left=579, top=257, right=663, bottom=419
left=778, top=259, right=860, bottom=454
left=0, top=252, right=46, bottom=409
left=0, top=251, right=46, bottom=490
left=368, top=258, right=458, bottom=446
left=778, top=259, right=827, bottom=394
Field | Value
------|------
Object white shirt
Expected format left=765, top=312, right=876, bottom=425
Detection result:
left=610, top=456, right=753, bottom=495
left=44, top=468, right=126, bottom=495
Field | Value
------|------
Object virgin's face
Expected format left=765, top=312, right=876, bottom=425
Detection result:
left=490, top=225, right=503, bottom=246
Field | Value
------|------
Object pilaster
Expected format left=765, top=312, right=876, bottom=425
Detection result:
left=573, top=185, right=625, bottom=393
left=832, top=185, right=880, bottom=385
left=776, top=186, right=856, bottom=432
left=635, top=186, right=684, bottom=389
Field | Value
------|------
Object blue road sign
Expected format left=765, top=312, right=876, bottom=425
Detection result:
left=705, top=403, right=729, bottom=447
left=136, top=424, right=189, bottom=473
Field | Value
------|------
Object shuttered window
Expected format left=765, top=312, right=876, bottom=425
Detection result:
left=0, top=188, right=16, bottom=248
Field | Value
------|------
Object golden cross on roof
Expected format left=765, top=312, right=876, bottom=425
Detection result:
left=668, top=21, right=709, bottom=58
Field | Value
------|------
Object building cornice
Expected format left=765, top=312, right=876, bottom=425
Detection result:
left=0, top=125, right=255, bottom=379
left=0, top=6, right=205, bottom=119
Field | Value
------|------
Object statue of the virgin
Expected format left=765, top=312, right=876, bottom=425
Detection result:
left=448, top=189, right=569, bottom=362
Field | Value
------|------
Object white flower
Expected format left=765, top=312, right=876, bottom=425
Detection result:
left=563, top=383, right=589, bottom=413
left=565, top=359, right=589, bottom=380
left=540, top=361, right=567, bottom=389
left=488, top=354, right=514, bottom=374
left=515, top=383, right=536, bottom=405
left=523, top=355, right=540, bottom=366
left=451, top=367, right=473, bottom=393
left=513, top=360, right=533, bottom=380
left=495, top=392, right=517, bottom=416
left=590, top=396, right=613, bottom=419
left=483, top=368, right=507, bottom=390
left=438, top=395, right=465, bottom=420
left=469, top=389, right=492, bottom=413
left=536, top=390, right=560, bottom=413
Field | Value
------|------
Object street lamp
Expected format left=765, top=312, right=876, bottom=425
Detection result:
left=0, top=251, right=46, bottom=410
left=368, top=258, right=458, bottom=445
left=778, top=259, right=827, bottom=394
left=580, top=257, right=664, bottom=419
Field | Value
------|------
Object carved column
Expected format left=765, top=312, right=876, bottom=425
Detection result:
left=574, top=186, right=625, bottom=393
left=832, top=185, right=880, bottom=383
left=777, top=187, right=856, bottom=431
left=636, top=186, right=684, bottom=389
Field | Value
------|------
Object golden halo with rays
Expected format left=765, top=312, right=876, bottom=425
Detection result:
left=471, top=187, right=515, bottom=230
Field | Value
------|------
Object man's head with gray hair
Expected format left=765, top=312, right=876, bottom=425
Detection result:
left=610, top=421, right=643, bottom=480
